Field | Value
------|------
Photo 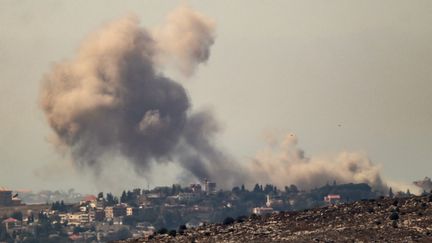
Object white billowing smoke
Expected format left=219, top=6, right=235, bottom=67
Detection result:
left=248, top=133, right=387, bottom=192
left=153, top=6, right=215, bottom=76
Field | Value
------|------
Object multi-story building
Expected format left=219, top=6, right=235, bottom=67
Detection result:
left=58, top=214, right=68, bottom=224
left=104, top=207, right=113, bottom=219
left=266, top=195, right=284, bottom=208
left=80, top=213, right=90, bottom=224
left=67, top=213, right=81, bottom=226
left=11, top=197, right=21, bottom=206
left=65, top=212, right=93, bottom=226
left=126, top=207, right=133, bottom=216
left=190, top=184, right=202, bottom=192
left=0, top=187, right=13, bottom=206
left=252, top=207, right=273, bottom=216
left=96, top=199, right=105, bottom=210
left=178, top=192, right=200, bottom=202
left=88, top=210, right=95, bottom=222
left=203, top=180, right=217, bottom=194
left=113, top=205, right=127, bottom=217
left=95, top=210, right=105, bottom=221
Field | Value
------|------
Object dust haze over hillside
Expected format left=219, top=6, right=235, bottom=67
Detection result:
left=250, top=133, right=387, bottom=192
left=40, top=5, right=390, bottom=192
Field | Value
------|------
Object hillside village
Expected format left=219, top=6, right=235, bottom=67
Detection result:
left=123, top=193, right=432, bottom=242
left=0, top=181, right=413, bottom=242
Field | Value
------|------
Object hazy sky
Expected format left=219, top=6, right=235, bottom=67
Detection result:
left=1, top=0, right=431, bottom=194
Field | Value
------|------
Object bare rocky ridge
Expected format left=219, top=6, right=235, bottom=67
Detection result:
left=119, top=194, right=432, bottom=242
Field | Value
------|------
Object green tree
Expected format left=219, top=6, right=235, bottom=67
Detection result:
left=126, top=190, right=134, bottom=203
left=60, top=200, right=66, bottom=212
left=264, top=184, right=274, bottom=194
left=232, top=186, right=240, bottom=194
left=289, top=184, right=299, bottom=193
left=406, top=189, right=411, bottom=196
left=120, top=191, right=127, bottom=203
left=106, top=193, right=116, bottom=206
left=389, top=187, right=394, bottom=198
left=253, top=184, right=261, bottom=193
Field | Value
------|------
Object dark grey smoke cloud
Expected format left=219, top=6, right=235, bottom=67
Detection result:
left=40, top=7, right=245, bottom=188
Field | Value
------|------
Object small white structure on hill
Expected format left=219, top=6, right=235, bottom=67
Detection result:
left=252, top=207, right=273, bottom=216
left=324, top=194, right=341, bottom=204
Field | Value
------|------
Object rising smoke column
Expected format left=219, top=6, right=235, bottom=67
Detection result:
left=248, top=133, right=387, bottom=192
left=39, top=6, right=245, bottom=187
left=40, top=6, right=389, bottom=191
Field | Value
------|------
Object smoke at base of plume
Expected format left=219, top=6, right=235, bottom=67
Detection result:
left=248, top=133, right=387, bottom=192
left=40, top=6, right=389, bottom=191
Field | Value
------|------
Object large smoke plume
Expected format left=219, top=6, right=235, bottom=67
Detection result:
left=40, top=6, right=388, bottom=191
left=40, top=6, right=245, bottom=188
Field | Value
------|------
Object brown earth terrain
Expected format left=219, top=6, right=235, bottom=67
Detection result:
left=119, top=194, right=432, bottom=242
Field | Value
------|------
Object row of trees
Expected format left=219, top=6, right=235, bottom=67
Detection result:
left=51, top=200, right=67, bottom=212
left=97, top=192, right=120, bottom=206
left=231, top=183, right=299, bottom=194
left=95, top=183, right=302, bottom=207
left=97, top=191, right=140, bottom=206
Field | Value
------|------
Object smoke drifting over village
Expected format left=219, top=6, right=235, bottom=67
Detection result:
left=40, top=6, right=387, bottom=191
left=250, top=133, right=386, bottom=191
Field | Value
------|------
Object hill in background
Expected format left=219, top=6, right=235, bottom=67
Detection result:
left=120, top=193, right=432, bottom=242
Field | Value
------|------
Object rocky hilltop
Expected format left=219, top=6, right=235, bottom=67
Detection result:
left=119, top=194, right=432, bottom=242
